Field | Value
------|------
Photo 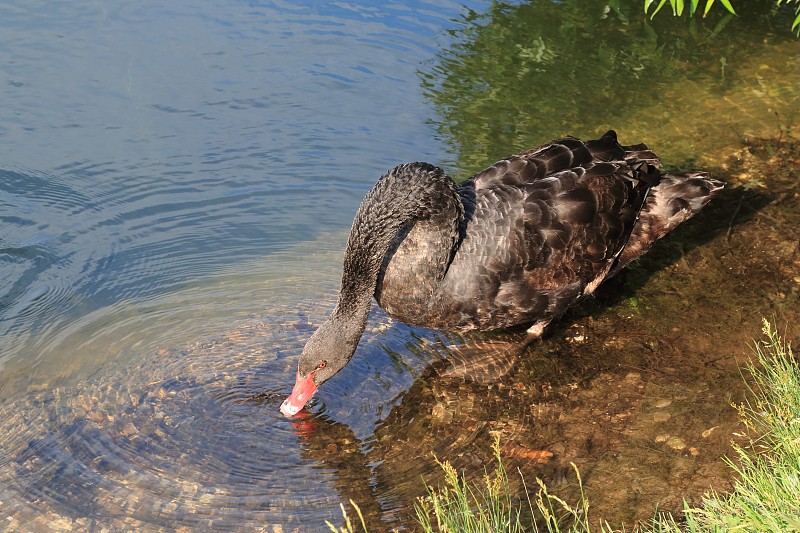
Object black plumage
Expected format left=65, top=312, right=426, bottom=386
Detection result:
left=280, top=130, right=724, bottom=416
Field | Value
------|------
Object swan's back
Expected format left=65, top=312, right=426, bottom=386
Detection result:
left=378, top=130, right=723, bottom=332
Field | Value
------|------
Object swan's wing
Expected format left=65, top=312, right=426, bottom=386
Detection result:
left=611, top=171, right=724, bottom=274
left=462, top=131, right=653, bottom=276
left=443, top=133, right=654, bottom=328
left=469, top=130, right=645, bottom=191
left=438, top=132, right=721, bottom=332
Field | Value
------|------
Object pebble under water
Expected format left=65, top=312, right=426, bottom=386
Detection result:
left=0, top=307, right=328, bottom=531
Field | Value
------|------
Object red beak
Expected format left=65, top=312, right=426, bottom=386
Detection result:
left=280, top=371, right=318, bottom=417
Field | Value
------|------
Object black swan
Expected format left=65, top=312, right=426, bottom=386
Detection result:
left=281, top=131, right=723, bottom=416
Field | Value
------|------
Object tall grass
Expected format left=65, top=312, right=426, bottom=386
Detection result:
left=413, top=438, right=524, bottom=533
left=330, top=319, right=799, bottom=532
left=413, top=438, right=602, bottom=533
left=661, top=319, right=800, bottom=531
left=641, top=0, right=800, bottom=35
left=326, top=500, right=368, bottom=533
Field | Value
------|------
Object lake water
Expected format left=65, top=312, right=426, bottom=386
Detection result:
left=1, top=1, right=799, bottom=531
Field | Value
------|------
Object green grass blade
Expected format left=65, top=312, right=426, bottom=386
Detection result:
left=650, top=0, right=671, bottom=18
left=718, top=0, right=737, bottom=14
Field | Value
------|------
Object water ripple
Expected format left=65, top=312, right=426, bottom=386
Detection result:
left=0, top=308, right=346, bottom=531
left=0, top=289, right=525, bottom=531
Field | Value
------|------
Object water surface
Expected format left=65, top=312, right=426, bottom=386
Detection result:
left=1, top=0, right=799, bottom=531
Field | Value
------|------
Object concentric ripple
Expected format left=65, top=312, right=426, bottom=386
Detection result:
left=0, top=291, right=553, bottom=532
left=0, top=309, right=350, bottom=532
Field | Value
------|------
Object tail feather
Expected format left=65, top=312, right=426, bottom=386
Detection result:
left=613, top=172, right=724, bottom=272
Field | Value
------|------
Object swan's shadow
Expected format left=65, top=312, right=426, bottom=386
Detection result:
left=573, top=184, right=769, bottom=318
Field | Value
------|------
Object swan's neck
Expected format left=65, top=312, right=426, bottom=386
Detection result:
left=333, top=163, right=463, bottom=329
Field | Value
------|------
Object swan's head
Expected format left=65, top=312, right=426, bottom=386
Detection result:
left=280, top=317, right=361, bottom=417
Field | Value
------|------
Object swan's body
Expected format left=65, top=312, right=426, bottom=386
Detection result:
left=281, top=131, right=723, bottom=416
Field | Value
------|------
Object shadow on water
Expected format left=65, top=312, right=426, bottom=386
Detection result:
left=574, top=184, right=773, bottom=317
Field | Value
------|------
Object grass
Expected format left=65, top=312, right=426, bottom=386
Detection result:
left=661, top=319, right=800, bottom=532
left=642, top=0, right=800, bottom=35
left=413, top=438, right=525, bottom=533
left=330, top=319, right=799, bottom=532
left=412, top=440, right=597, bottom=533
left=326, top=502, right=368, bottom=533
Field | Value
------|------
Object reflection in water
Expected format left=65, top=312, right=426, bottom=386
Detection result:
left=423, top=0, right=800, bottom=176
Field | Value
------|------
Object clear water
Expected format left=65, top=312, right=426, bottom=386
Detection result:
left=0, top=0, right=469, bottom=386
left=1, top=0, right=799, bottom=530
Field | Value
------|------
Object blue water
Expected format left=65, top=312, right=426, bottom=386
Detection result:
left=0, top=0, right=486, bottom=391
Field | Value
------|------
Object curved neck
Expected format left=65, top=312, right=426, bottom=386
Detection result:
left=333, top=163, right=463, bottom=326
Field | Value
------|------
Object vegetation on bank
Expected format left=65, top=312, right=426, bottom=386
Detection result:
left=328, top=320, right=799, bottom=532
left=667, top=320, right=800, bottom=531
left=641, top=0, right=800, bottom=34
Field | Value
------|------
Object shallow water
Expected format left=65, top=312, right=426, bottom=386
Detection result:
left=1, top=1, right=799, bottom=531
